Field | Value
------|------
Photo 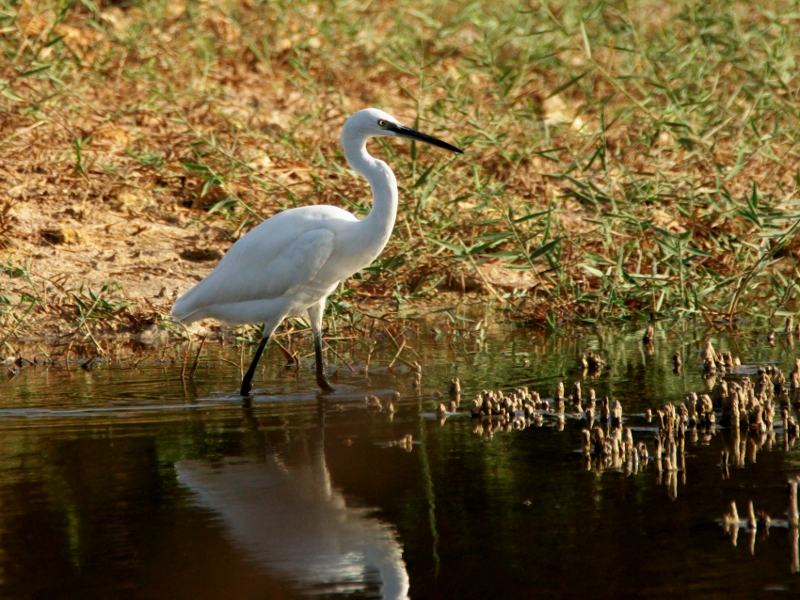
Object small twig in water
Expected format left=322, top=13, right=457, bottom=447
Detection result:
left=387, top=339, right=407, bottom=370
left=188, top=336, right=207, bottom=379
left=324, top=340, right=355, bottom=373
left=273, top=337, right=299, bottom=367
left=180, top=341, right=190, bottom=380
left=220, top=356, right=243, bottom=378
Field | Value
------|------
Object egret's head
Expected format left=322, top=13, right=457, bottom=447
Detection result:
left=342, top=108, right=463, bottom=154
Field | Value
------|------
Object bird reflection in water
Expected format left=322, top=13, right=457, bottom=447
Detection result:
left=176, top=409, right=409, bottom=599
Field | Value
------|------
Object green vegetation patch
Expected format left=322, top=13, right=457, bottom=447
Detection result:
left=2, top=0, right=800, bottom=346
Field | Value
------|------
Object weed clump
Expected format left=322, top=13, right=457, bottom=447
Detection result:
left=4, top=0, right=800, bottom=343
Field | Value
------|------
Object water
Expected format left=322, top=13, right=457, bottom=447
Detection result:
left=2, top=324, right=800, bottom=598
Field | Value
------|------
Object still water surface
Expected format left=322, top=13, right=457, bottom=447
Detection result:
left=3, top=324, right=800, bottom=598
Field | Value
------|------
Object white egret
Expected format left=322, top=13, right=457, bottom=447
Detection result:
left=171, top=108, right=462, bottom=395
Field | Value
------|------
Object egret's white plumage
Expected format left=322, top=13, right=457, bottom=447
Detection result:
left=171, top=108, right=462, bottom=395
left=171, top=207, right=352, bottom=324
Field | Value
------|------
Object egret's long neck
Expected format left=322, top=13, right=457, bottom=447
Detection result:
left=343, top=135, right=398, bottom=251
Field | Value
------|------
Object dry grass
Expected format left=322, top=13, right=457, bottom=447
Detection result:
left=3, top=0, right=800, bottom=354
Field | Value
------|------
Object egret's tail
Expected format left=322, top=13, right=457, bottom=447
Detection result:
left=171, top=287, right=205, bottom=324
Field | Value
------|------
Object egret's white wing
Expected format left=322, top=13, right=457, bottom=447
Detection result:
left=172, top=220, right=336, bottom=322
left=211, top=227, right=336, bottom=301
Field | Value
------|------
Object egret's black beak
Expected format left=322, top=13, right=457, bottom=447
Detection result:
left=388, top=123, right=463, bottom=154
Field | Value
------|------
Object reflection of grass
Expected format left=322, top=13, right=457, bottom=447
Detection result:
left=417, top=418, right=441, bottom=577
left=2, top=0, right=800, bottom=338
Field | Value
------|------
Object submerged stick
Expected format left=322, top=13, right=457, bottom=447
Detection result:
left=790, top=479, right=799, bottom=527
left=180, top=340, right=190, bottom=380
left=729, top=501, right=740, bottom=525
left=581, top=429, right=591, bottom=457
left=188, top=336, right=207, bottom=380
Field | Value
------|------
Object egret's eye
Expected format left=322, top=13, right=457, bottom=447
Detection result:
left=377, top=119, right=387, bottom=128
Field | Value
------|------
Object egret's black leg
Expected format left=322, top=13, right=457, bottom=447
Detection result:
left=308, top=301, right=335, bottom=394
left=314, top=334, right=335, bottom=394
left=240, top=333, right=271, bottom=396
